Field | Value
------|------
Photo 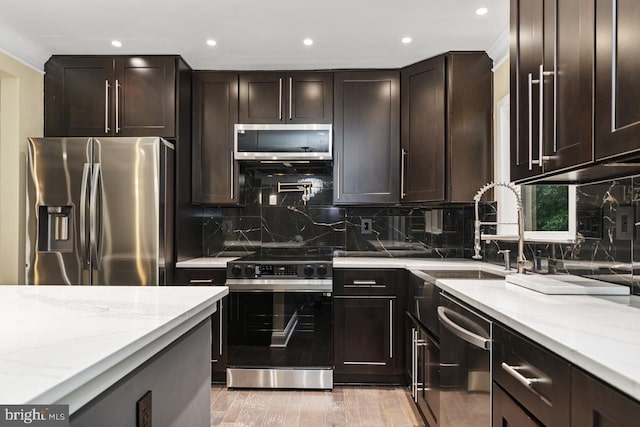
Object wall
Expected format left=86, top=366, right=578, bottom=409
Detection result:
left=493, top=57, right=509, bottom=179
left=0, top=52, right=43, bottom=284
left=202, top=169, right=476, bottom=258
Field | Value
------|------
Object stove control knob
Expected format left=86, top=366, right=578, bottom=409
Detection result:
left=245, top=265, right=255, bottom=278
left=303, top=265, right=315, bottom=277
left=231, top=265, right=242, bottom=276
left=317, top=265, right=328, bottom=277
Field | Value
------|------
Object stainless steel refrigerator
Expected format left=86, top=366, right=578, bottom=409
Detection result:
left=25, top=137, right=174, bottom=285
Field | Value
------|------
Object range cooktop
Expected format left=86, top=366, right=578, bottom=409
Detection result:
left=226, top=251, right=333, bottom=279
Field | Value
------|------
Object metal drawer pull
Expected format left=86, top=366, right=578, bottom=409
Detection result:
left=352, top=280, right=378, bottom=285
left=501, top=362, right=546, bottom=388
left=437, top=306, right=490, bottom=350
left=190, top=279, right=214, bottom=284
left=344, top=284, right=386, bottom=289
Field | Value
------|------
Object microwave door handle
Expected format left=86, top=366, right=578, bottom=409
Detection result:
left=437, top=306, right=490, bottom=350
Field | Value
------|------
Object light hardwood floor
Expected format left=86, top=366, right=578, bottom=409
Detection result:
left=210, top=385, right=425, bottom=426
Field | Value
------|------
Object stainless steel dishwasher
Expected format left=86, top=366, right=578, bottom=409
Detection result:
left=437, top=292, right=492, bottom=427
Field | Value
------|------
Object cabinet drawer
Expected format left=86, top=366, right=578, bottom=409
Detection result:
left=333, top=269, right=398, bottom=296
left=492, top=324, right=570, bottom=427
left=174, top=268, right=226, bottom=286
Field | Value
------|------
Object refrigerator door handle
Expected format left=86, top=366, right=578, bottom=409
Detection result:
left=80, top=163, right=91, bottom=269
left=90, top=163, right=103, bottom=270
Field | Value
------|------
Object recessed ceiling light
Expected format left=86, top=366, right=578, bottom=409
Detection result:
left=402, top=37, right=412, bottom=44
left=206, top=39, right=217, bottom=46
left=303, top=38, right=314, bottom=46
left=111, top=40, right=122, bottom=48
left=476, top=7, right=488, bottom=15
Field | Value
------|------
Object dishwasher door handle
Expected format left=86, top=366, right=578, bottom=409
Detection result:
left=437, top=306, right=491, bottom=350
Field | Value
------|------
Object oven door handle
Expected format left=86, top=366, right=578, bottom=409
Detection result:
left=437, top=306, right=491, bottom=350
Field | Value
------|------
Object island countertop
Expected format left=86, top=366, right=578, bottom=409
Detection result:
left=0, top=285, right=228, bottom=414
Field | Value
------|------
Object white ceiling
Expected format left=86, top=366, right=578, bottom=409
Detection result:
left=0, top=0, right=509, bottom=71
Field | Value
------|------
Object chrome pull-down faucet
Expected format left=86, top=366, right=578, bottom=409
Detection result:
left=472, top=182, right=532, bottom=274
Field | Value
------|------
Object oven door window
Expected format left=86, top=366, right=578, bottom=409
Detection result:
left=227, top=292, right=332, bottom=368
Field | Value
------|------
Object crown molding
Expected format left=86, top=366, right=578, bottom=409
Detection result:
left=487, top=27, right=509, bottom=70
left=0, top=22, right=49, bottom=74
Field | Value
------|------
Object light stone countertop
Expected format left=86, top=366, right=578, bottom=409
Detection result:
left=175, top=257, right=240, bottom=268
left=0, top=285, right=228, bottom=414
left=176, top=256, right=512, bottom=273
left=436, top=279, right=640, bottom=401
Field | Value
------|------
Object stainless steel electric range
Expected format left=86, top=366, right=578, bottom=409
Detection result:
left=225, top=253, right=333, bottom=389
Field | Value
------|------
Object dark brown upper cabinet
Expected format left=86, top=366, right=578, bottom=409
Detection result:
left=238, top=72, right=333, bottom=124
left=401, top=52, right=492, bottom=203
left=333, top=71, right=400, bottom=205
left=192, top=72, right=240, bottom=205
left=45, top=56, right=179, bottom=138
left=510, top=0, right=594, bottom=183
left=594, top=0, right=640, bottom=161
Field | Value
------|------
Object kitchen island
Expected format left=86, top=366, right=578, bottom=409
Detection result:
left=0, top=285, right=228, bottom=427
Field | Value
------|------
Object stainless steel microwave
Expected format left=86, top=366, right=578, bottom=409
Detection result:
left=234, top=124, right=332, bottom=161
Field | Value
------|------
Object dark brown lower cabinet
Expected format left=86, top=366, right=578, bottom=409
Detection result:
left=174, top=268, right=227, bottom=383
left=493, top=384, right=542, bottom=427
left=334, top=297, right=396, bottom=380
left=333, top=269, right=405, bottom=383
left=571, top=368, right=640, bottom=427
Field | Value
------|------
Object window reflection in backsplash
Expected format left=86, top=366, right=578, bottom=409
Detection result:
left=483, top=176, right=640, bottom=295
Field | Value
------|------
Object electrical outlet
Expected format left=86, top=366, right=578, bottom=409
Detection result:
left=136, top=390, right=152, bottom=427
left=222, top=220, right=233, bottom=234
left=616, top=206, right=634, bottom=241
left=361, top=218, right=373, bottom=234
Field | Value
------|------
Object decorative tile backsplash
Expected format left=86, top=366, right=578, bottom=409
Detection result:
left=200, top=169, right=640, bottom=295
left=202, top=170, right=477, bottom=258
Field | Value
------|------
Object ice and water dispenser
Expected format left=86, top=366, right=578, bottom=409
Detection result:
left=38, top=206, right=73, bottom=253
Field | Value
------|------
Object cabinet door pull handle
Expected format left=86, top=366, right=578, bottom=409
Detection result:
left=278, top=78, right=283, bottom=121
left=412, top=328, right=417, bottom=401
left=289, top=77, right=293, bottom=120
left=219, top=300, right=223, bottom=355
left=335, top=150, right=340, bottom=200
left=401, top=148, right=407, bottom=199
left=104, top=80, right=110, bottom=134
left=528, top=73, right=542, bottom=170
left=539, top=64, right=544, bottom=168
left=115, top=79, right=121, bottom=134
left=528, top=72, right=534, bottom=170
left=539, top=64, right=556, bottom=162
left=230, top=150, right=235, bottom=200
left=190, top=279, right=214, bottom=284
left=389, top=299, right=393, bottom=359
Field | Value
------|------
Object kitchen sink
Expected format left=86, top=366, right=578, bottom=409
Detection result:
left=505, top=273, right=630, bottom=295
